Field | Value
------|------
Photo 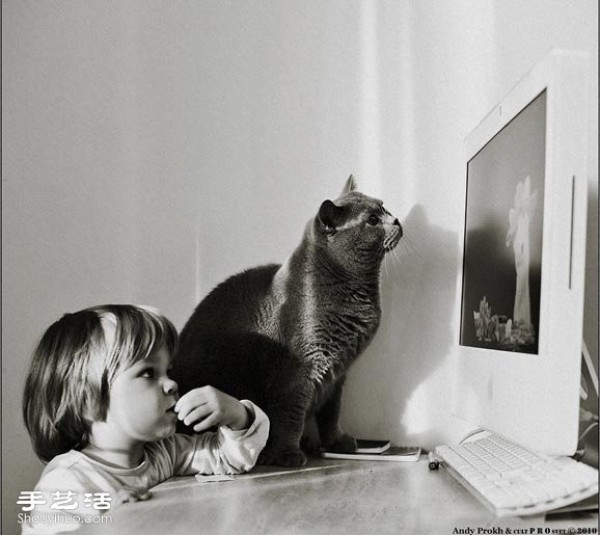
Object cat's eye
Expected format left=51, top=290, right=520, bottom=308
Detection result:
left=367, top=214, right=380, bottom=226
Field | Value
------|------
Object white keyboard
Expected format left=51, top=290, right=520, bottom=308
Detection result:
left=435, top=431, right=599, bottom=517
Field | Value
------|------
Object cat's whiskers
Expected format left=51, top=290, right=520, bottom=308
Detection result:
left=399, top=232, right=422, bottom=261
left=391, top=247, right=402, bottom=267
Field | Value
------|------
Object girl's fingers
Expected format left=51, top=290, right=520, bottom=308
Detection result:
left=179, top=405, right=212, bottom=426
left=115, top=489, right=152, bottom=506
left=173, top=386, right=237, bottom=431
left=175, top=393, right=208, bottom=416
left=193, top=412, right=219, bottom=433
left=175, top=386, right=217, bottom=413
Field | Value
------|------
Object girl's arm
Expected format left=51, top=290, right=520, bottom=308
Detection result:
left=165, top=399, right=269, bottom=476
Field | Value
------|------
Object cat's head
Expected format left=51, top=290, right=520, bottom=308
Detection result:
left=312, top=175, right=403, bottom=273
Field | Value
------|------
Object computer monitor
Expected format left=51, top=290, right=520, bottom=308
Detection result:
left=453, top=50, right=589, bottom=456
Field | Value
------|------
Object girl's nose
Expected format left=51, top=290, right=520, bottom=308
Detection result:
left=164, top=378, right=178, bottom=396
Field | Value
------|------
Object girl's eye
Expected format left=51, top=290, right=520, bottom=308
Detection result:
left=367, top=215, right=380, bottom=226
left=139, top=368, right=155, bottom=379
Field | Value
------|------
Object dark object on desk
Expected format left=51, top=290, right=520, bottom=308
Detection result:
left=428, top=451, right=440, bottom=470
left=170, top=176, right=403, bottom=468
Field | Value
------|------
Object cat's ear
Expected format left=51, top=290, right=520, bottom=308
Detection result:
left=341, top=174, right=357, bottom=196
left=318, top=200, right=348, bottom=232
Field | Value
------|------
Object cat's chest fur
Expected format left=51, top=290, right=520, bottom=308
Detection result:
left=257, top=239, right=382, bottom=391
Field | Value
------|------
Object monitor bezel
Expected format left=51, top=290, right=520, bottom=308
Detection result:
left=453, top=50, right=589, bottom=455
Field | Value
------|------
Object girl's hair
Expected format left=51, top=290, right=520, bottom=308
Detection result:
left=23, top=304, right=178, bottom=463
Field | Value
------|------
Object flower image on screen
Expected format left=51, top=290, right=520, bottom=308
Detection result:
left=460, top=91, right=546, bottom=354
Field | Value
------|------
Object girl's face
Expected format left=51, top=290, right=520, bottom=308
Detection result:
left=103, top=346, right=179, bottom=445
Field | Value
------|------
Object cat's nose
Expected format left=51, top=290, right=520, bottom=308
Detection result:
left=393, top=219, right=403, bottom=238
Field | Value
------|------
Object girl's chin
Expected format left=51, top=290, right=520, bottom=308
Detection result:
left=152, top=420, right=177, bottom=440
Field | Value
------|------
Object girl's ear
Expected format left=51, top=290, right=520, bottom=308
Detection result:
left=82, top=390, right=107, bottom=424
left=83, top=404, right=99, bottom=424
left=318, top=200, right=348, bottom=231
left=341, top=174, right=357, bottom=196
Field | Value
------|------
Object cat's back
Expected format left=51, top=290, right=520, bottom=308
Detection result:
left=179, top=263, right=281, bottom=343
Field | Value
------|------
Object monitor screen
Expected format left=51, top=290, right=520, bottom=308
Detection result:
left=453, top=51, right=589, bottom=455
left=460, top=91, right=546, bottom=355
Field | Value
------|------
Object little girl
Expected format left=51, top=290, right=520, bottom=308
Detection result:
left=21, top=304, right=269, bottom=533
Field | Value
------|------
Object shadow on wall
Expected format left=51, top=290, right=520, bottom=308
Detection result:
left=341, top=204, right=460, bottom=448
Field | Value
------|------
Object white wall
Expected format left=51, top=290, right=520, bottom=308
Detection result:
left=2, top=1, right=597, bottom=533
left=342, top=0, right=599, bottom=450
left=2, top=4, right=199, bottom=533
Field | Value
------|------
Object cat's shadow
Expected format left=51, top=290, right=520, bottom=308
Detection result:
left=340, top=204, right=460, bottom=449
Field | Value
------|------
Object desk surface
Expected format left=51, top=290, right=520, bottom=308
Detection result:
left=82, top=458, right=598, bottom=535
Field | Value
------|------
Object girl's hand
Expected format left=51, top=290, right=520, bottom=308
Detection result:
left=114, top=488, right=151, bottom=507
left=174, top=386, right=251, bottom=433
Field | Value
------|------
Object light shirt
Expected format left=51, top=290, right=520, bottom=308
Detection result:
left=21, top=400, right=268, bottom=533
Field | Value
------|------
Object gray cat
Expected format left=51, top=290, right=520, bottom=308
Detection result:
left=171, top=176, right=402, bottom=467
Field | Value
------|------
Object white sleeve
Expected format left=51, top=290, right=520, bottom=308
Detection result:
left=170, top=400, right=269, bottom=476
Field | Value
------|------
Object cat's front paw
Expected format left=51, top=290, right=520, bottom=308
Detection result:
left=257, top=446, right=276, bottom=466
left=276, top=448, right=307, bottom=467
left=324, top=433, right=357, bottom=454
left=300, top=434, right=321, bottom=456
left=258, top=446, right=307, bottom=467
